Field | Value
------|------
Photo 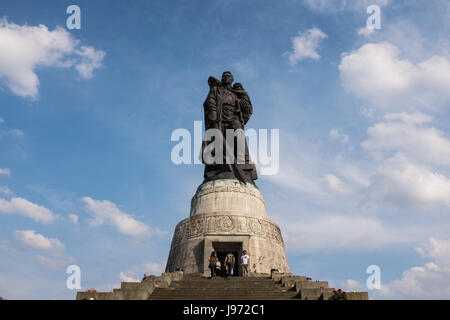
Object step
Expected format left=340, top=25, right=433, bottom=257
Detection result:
left=149, top=295, right=299, bottom=300
left=299, top=288, right=334, bottom=300
left=169, top=280, right=282, bottom=288
left=295, top=281, right=329, bottom=294
left=153, top=290, right=292, bottom=295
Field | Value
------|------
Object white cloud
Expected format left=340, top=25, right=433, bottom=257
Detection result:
left=321, top=174, right=354, bottom=195
left=267, top=162, right=324, bottom=196
left=339, top=42, right=450, bottom=110
left=118, top=261, right=165, bottom=286
left=0, top=128, right=25, bottom=139
left=286, top=28, right=327, bottom=65
left=9, top=129, right=24, bottom=137
left=68, top=213, right=79, bottom=224
left=0, top=168, right=11, bottom=176
left=280, top=214, right=412, bottom=252
left=14, top=230, right=64, bottom=253
left=35, top=255, right=71, bottom=269
left=333, top=161, right=372, bottom=188
left=143, top=262, right=165, bottom=275
left=0, top=18, right=105, bottom=99
left=266, top=134, right=368, bottom=198
left=0, top=117, right=4, bottom=123
left=383, top=112, right=433, bottom=125
left=82, top=197, right=150, bottom=238
left=363, top=113, right=450, bottom=167
left=378, top=238, right=450, bottom=299
left=345, top=279, right=365, bottom=292
left=119, top=272, right=139, bottom=283
left=357, top=27, right=375, bottom=38
left=376, top=153, right=450, bottom=209
left=357, top=112, right=450, bottom=210
left=75, top=46, right=106, bottom=79
left=0, top=197, right=56, bottom=223
left=360, top=106, right=374, bottom=119
left=329, top=128, right=349, bottom=143
left=330, top=278, right=368, bottom=294
left=0, top=186, right=12, bottom=195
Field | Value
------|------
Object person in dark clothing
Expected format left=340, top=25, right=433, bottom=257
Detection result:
left=208, top=252, right=218, bottom=278
left=224, top=252, right=235, bottom=280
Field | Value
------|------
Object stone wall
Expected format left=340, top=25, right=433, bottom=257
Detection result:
left=76, top=271, right=183, bottom=300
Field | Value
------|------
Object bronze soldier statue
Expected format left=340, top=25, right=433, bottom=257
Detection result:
left=201, top=71, right=257, bottom=185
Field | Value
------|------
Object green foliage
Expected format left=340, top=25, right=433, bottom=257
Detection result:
left=332, top=289, right=347, bottom=300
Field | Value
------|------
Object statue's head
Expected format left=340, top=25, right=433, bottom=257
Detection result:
left=221, top=71, right=234, bottom=85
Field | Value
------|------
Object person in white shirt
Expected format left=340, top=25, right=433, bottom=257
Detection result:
left=240, top=250, right=250, bottom=277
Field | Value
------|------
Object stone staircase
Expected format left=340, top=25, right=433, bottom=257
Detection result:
left=76, top=271, right=368, bottom=300
left=149, top=273, right=298, bottom=300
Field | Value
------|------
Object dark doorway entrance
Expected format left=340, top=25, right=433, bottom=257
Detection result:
left=213, top=242, right=242, bottom=277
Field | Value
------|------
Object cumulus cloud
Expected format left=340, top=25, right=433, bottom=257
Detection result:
left=119, top=272, right=139, bottom=283
left=0, top=197, right=56, bottom=223
left=75, top=46, right=106, bottom=79
left=0, top=128, right=25, bottom=139
left=321, top=174, right=354, bottom=195
left=143, top=262, right=165, bottom=275
left=266, top=134, right=369, bottom=198
left=286, top=28, right=327, bottom=65
left=82, top=197, right=151, bottom=238
left=35, top=255, right=71, bottom=269
left=14, top=230, right=64, bottom=253
left=378, top=238, right=450, bottom=299
left=363, top=113, right=450, bottom=167
left=0, top=168, right=11, bottom=176
left=357, top=27, right=376, bottom=38
left=329, top=128, right=349, bottom=143
left=0, top=186, right=12, bottom=195
left=345, top=279, right=366, bottom=292
left=0, top=18, right=105, bottom=99
left=376, top=153, right=450, bottom=209
left=333, top=160, right=372, bottom=188
left=9, top=129, right=24, bottom=137
left=357, top=111, right=450, bottom=209
left=266, top=162, right=324, bottom=196
left=330, top=278, right=368, bottom=294
left=280, top=214, right=412, bottom=252
left=68, top=213, right=79, bottom=224
left=339, top=42, right=450, bottom=110
left=360, top=107, right=375, bottom=119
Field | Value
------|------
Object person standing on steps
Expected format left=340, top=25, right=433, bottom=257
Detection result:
left=240, top=250, right=250, bottom=277
left=215, top=258, right=221, bottom=277
left=208, top=251, right=218, bottom=278
left=225, top=252, right=235, bottom=279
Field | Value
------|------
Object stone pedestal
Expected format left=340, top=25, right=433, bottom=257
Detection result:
left=165, top=179, right=290, bottom=276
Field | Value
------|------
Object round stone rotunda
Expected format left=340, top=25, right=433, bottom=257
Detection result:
left=165, top=179, right=290, bottom=276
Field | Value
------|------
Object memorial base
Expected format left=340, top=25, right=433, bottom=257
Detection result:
left=165, top=179, right=290, bottom=276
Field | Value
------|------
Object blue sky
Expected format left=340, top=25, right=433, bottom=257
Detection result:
left=1, top=0, right=450, bottom=299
